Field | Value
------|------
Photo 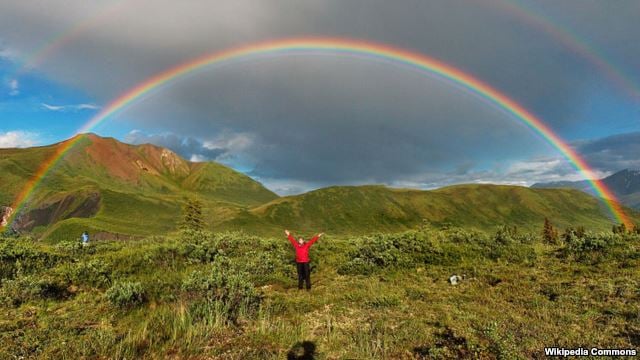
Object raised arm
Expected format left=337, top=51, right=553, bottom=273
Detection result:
left=307, top=232, right=324, bottom=246
left=285, top=229, right=297, bottom=246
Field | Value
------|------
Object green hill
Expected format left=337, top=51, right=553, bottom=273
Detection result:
left=1, top=134, right=636, bottom=240
left=219, top=184, right=637, bottom=235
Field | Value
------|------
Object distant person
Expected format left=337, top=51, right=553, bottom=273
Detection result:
left=285, top=229, right=323, bottom=290
left=81, top=231, right=89, bottom=246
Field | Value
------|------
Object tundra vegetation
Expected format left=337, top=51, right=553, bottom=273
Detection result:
left=0, top=222, right=639, bottom=359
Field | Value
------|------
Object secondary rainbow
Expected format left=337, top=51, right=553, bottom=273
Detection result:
left=493, top=0, right=639, bottom=101
left=16, top=1, right=125, bottom=75
left=5, top=37, right=632, bottom=228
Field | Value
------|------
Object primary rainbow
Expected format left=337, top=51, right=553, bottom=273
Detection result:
left=5, top=37, right=632, bottom=228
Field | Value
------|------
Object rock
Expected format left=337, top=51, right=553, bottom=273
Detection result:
left=449, top=274, right=463, bottom=285
left=0, top=206, right=13, bottom=227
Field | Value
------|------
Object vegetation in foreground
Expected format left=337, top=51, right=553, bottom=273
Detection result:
left=1, top=222, right=639, bottom=359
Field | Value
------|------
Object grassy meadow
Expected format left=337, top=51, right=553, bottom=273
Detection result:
left=1, top=224, right=639, bottom=359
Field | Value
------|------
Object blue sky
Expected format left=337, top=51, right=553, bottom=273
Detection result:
left=1, top=0, right=638, bottom=194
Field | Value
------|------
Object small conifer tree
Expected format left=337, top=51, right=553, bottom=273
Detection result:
left=181, top=198, right=204, bottom=231
left=543, top=218, right=558, bottom=244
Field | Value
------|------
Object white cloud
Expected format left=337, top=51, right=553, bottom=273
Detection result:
left=7, top=79, right=19, bottom=96
left=202, top=131, right=254, bottom=161
left=41, top=103, right=64, bottom=111
left=379, top=155, right=614, bottom=191
left=190, top=154, right=207, bottom=162
left=41, top=102, right=100, bottom=112
left=0, top=131, right=39, bottom=148
left=124, top=130, right=227, bottom=161
left=0, top=46, right=20, bottom=61
left=256, top=177, right=323, bottom=196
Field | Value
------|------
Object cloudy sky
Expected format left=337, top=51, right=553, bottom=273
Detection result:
left=1, top=0, right=638, bottom=194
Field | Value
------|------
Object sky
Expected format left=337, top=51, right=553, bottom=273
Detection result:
left=0, top=0, right=638, bottom=195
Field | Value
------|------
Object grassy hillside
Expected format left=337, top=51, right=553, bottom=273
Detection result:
left=222, top=184, right=635, bottom=236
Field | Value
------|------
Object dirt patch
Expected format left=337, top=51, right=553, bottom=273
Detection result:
left=85, top=135, right=159, bottom=181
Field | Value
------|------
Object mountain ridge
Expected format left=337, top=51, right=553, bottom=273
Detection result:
left=1, top=134, right=637, bottom=240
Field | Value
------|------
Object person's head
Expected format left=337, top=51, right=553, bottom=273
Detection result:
left=297, top=237, right=305, bottom=245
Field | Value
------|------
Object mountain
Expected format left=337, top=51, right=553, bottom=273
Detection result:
left=532, top=169, right=640, bottom=209
left=1, top=134, right=636, bottom=240
left=0, top=134, right=278, bottom=240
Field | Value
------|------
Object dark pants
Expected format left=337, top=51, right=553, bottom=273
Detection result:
left=296, top=262, right=311, bottom=290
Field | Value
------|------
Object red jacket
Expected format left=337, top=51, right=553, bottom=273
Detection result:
left=287, top=234, right=319, bottom=263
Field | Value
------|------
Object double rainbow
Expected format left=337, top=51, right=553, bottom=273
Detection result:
left=5, top=37, right=632, bottom=228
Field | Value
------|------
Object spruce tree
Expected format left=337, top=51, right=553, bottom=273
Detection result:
left=612, top=223, right=627, bottom=234
left=181, top=198, right=204, bottom=231
left=542, top=218, right=558, bottom=244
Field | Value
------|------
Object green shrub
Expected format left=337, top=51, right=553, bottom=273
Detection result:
left=337, top=232, right=442, bottom=275
left=106, top=281, right=145, bottom=307
left=0, top=274, right=69, bottom=307
left=181, top=261, right=261, bottom=323
left=337, top=257, right=377, bottom=275
left=54, top=240, right=85, bottom=255
left=560, top=231, right=615, bottom=263
left=65, top=259, right=113, bottom=288
left=179, top=230, right=221, bottom=263
left=338, top=228, right=539, bottom=275
left=0, top=239, right=64, bottom=280
left=240, top=249, right=290, bottom=284
left=178, top=230, right=247, bottom=263
left=565, top=232, right=609, bottom=253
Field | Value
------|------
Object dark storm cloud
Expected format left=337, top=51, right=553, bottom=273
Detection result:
left=0, top=0, right=638, bottom=191
left=120, top=58, right=545, bottom=184
left=574, top=132, right=640, bottom=172
left=2, top=0, right=637, bottom=117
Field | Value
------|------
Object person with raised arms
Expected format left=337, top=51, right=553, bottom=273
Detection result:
left=285, top=229, right=324, bottom=291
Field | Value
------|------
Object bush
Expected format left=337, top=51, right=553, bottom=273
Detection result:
left=337, top=228, right=539, bottom=276
left=565, top=232, right=609, bottom=253
left=559, top=231, right=640, bottom=264
left=65, top=259, right=113, bottom=288
left=337, top=231, right=441, bottom=275
left=0, top=274, right=69, bottom=307
left=0, top=239, right=64, bottom=280
left=106, top=281, right=145, bottom=307
left=337, top=257, right=377, bottom=276
left=179, top=230, right=244, bottom=263
left=54, top=240, right=84, bottom=255
left=181, top=261, right=261, bottom=323
left=240, top=248, right=290, bottom=284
